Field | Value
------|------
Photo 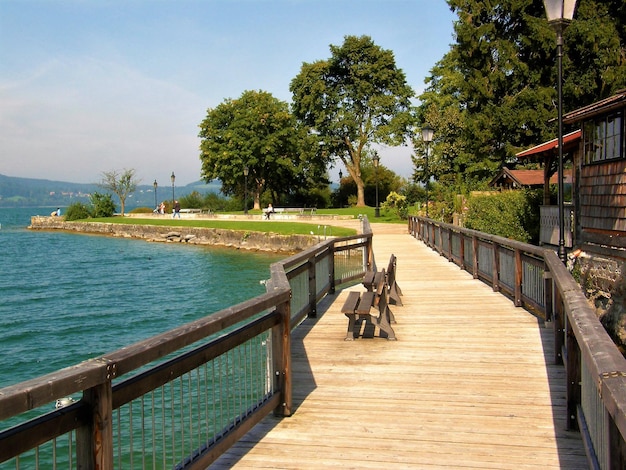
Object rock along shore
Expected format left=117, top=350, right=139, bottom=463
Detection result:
left=28, top=216, right=320, bottom=254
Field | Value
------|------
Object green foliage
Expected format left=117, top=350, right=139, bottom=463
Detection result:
left=464, top=190, right=542, bottom=243
left=199, top=90, right=325, bottom=208
left=90, top=192, right=116, bottom=218
left=290, top=35, right=414, bottom=207
left=130, top=207, right=153, bottom=213
left=382, top=191, right=408, bottom=219
left=179, top=191, right=204, bottom=209
left=65, top=202, right=91, bottom=221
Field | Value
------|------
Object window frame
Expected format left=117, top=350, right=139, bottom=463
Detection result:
left=582, top=110, right=624, bottom=165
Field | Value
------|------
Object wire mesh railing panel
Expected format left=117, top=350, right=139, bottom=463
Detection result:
left=477, top=241, right=493, bottom=278
left=315, top=253, right=331, bottom=296
left=112, top=332, right=273, bottom=469
left=1, top=432, right=76, bottom=470
left=498, top=248, right=515, bottom=291
left=288, top=268, right=309, bottom=319
left=522, top=257, right=545, bottom=308
left=333, top=244, right=366, bottom=284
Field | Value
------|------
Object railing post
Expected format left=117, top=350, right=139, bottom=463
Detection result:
left=447, top=227, right=453, bottom=261
left=308, top=255, right=317, bottom=318
left=544, top=263, right=553, bottom=323
left=514, top=248, right=522, bottom=307
left=492, top=242, right=500, bottom=292
left=77, top=378, right=114, bottom=470
left=472, top=235, right=479, bottom=279
left=553, top=281, right=564, bottom=365
left=329, top=244, right=336, bottom=294
left=459, top=233, right=466, bottom=271
left=566, top=316, right=581, bottom=431
left=273, top=298, right=292, bottom=417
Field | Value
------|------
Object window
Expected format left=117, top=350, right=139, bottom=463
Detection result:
left=583, top=111, right=624, bottom=164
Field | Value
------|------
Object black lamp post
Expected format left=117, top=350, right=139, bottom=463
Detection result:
left=170, top=171, right=175, bottom=206
left=373, top=152, right=380, bottom=218
left=243, top=166, right=249, bottom=215
left=421, top=125, right=434, bottom=218
left=543, top=0, right=577, bottom=263
left=153, top=179, right=158, bottom=210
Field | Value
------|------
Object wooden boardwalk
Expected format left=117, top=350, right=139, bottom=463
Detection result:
left=211, top=224, right=588, bottom=469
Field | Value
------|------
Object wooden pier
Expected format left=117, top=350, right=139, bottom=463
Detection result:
left=211, top=224, right=588, bottom=469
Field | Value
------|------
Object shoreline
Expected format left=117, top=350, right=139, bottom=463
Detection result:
left=28, top=216, right=325, bottom=254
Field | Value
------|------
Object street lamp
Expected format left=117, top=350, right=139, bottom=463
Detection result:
left=243, top=166, right=249, bottom=215
left=421, top=125, right=434, bottom=218
left=373, top=152, right=380, bottom=218
left=170, top=171, right=175, bottom=207
left=153, top=179, right=158, bottom=211
left=543, top=0, right=577, bottom=263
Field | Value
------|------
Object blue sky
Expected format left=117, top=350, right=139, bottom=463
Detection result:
left=0, top=0, right=456, bottom=186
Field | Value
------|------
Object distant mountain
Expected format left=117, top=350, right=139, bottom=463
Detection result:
left=0, top=174, right=222, bottom=208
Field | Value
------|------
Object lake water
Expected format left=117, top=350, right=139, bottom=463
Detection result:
left=0, top=207, right=283, bottom=389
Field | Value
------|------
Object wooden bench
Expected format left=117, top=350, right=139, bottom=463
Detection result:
left=362, top=254, right=403, bottom=306
left=341, top=269, right=396, bottom=341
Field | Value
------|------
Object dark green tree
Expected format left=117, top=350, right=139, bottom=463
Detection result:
left=199, top=90, right=325, bottom=208
left=290, top=35, right=414, bottom=207
left=415, top=0, right=626, bottom=192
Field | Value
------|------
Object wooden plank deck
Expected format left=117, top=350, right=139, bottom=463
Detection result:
left=211, top=224, right=588, bottom=469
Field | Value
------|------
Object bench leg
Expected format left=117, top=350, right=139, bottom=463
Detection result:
left=389, top=283, right=403, bottom=306
left=377, top=306, right=397, bottom=340
left=344, top=313, right=357, bottom=340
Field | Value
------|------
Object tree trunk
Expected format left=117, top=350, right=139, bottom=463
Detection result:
left=355, top=176, right=366, bottom=207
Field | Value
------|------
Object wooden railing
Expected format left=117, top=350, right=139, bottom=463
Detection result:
left=0, top=220, right=373, bottom=469
left=409, top=216, right=626, bottom=469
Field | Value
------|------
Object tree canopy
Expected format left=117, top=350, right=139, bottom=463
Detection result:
left=198, top=90, right=326, bottom=209
left=290, top=35, right=414, bottom=207
left=414, top=0, right=626, bottom=192
left=99, top=168, right=139, bottom=216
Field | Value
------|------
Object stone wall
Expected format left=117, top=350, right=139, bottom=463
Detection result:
left=572, top=252, right=626, bottom=354
left=29, top=216, right=318, bottom=253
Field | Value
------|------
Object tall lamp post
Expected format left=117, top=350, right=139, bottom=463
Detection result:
left=543, top=0, right=577, bottom=263
left=421, top=125, right=434, bottom=218
left=373, top=152, right=380, bottom=218
left=153, top=179, right=158, bottom=210
left=243, top=166, right=249, bottom=215
left=170, top=171, right=175, bottom=207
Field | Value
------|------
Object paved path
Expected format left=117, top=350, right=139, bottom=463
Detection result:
left=210, top=223, right=588, bottom=469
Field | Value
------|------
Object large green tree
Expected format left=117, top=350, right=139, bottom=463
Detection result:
left=290, top=35, right=414, bottom=207
left=198, top=90, right=325, bottom=209
left=414, top=0, right=626, bottom=192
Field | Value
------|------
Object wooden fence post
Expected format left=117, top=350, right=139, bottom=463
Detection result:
left=514, top=249, right=522, bottom=307
left=77, top=375, right=114, bottom=470
left=273, top=298, right=292, bottom=417
left=308, top=255, right=317, bottom=318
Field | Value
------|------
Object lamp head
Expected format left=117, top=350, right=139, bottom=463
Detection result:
left=542, top=0, right=577, bottom=23
left=243, top=166, right=249, bottom=177
left=372, top=152, right=380, bottom=167
left=153, top=179, right=157, bottom=189
left=421, top=125, right=434, bottom=143
left=170, top=172, right=175, bottom=184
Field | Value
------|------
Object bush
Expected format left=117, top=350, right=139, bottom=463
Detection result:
left=464, top=190, right=541, bottom=243
left=90, top=192, right=116, bottom=218
left=130, top=207, right=153, bottom=213
left=65, top=202, right=92, bottom=221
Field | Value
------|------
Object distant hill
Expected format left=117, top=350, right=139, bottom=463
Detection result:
left=0, top=174, right=222, bottom=208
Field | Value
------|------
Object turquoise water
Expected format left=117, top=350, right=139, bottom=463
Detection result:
left=0, top=208, right=283, bottom=389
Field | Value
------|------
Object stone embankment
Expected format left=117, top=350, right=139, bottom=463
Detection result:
left=29, top=216, right=320, bottom=253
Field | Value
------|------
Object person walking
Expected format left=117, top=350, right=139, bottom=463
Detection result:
left=173, top=200, right=181, bottom=218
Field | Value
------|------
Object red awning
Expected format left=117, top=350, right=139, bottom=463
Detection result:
left=516, top=130, right=581, bottom=158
